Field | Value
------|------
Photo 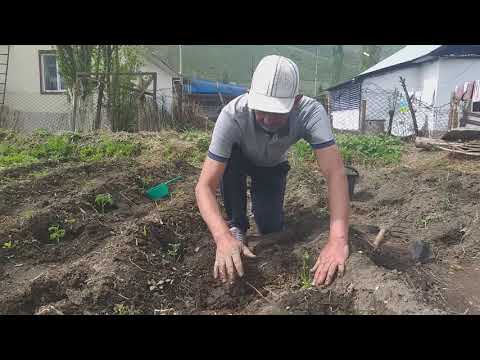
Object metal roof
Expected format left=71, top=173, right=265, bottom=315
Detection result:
left=358, top=45, right=442, bottom=76
left=327, top=45, right=444, bottom=91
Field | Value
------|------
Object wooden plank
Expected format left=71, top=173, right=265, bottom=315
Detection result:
left=436, top=146, right=480, bottom=156
left=442, top=128, right=480, bottom=141
left=360, top=99, right=367, bottom=133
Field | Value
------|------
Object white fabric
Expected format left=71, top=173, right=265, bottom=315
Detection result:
left=472, top=80, right=480, bottom=102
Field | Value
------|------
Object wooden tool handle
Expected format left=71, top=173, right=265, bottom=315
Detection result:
left=373, top=228, right=387, bottom=249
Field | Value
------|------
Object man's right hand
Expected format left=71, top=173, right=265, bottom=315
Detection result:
left=213, top=233, right=256, bottom=283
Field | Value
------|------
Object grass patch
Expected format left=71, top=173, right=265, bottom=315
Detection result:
left=292, top=140, right=316, bottom=163
left=181, top=130, right=211, bottom=166
left=336, top=134, right=404, bottom=165
left=292, top=135, right=404, bottom=166
left=78, top=136, right=139, bottom=162
left=0, top=130, right=141, bottom=169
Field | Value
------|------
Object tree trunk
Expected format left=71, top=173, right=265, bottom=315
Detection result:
left=95, top=79, right=105, bottom=130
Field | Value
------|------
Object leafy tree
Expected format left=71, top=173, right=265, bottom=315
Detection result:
left=56, top=45, right=144, bottom=131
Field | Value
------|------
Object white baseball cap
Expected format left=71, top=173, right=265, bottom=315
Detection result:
left=247, top=55, right=300, bottom=114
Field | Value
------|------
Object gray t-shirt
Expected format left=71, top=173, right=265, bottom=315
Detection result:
left=208, top=94, right=335, bottom=167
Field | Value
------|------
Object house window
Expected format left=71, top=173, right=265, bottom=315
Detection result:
left=39, top=51, right=65, bottom=93
left=472, top=102, right=480, bottom=113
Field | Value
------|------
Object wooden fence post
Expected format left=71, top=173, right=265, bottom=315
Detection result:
left=359, top=99, right=367, bottom=133
left=72, top=78, right=78, bottom=132
left=152, top=72, right=159, bottom=131
left=399, top=76, right=418, bottom=136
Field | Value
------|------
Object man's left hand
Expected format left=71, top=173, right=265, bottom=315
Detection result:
left=311, top=237, right=349, bottom=287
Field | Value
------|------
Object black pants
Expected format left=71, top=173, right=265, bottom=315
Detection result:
left=220, top=145, right=290, bottom=235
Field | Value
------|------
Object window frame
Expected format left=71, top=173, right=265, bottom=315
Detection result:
left=39, top=50, right=66, bottom=94
left=472, top=101, right=480, bottom=113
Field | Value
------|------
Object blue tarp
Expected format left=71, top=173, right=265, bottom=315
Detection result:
left=184, top=78, right=248, bottom=97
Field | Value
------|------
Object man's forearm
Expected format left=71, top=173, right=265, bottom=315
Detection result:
left=326, top=171, right=350, bottom=243
left=195, top=184, right=230, bottom=243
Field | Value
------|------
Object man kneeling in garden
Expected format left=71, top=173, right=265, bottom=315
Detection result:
left=195, top=55, right=350, bottom=287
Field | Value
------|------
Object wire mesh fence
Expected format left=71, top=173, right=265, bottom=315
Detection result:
left=1, top=73, right=458, bottom=139
left=1, top=92, right=72, bottom=134
left=327, top=82, right=454, bottom=138
left=0, top=72, right=209, bottom=135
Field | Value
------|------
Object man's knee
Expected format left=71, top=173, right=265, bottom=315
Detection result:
left=253, top=208, right=284, bottom=235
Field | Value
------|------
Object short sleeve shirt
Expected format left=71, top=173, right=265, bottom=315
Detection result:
left=208, top=94, right=335, bottom=167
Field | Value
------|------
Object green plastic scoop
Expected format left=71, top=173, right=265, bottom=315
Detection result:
left=145, top=176, right=183, bottom=201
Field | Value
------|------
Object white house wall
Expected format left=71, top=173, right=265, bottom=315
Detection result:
left=436, top=58, right=480, bottom=107
left=3, top=45, right=72, bottom=133
left=435, top=58, right=480, bottom=130
left=5, top=45, right=70, bottom=114
left=140, top=61, right=174, bottom=112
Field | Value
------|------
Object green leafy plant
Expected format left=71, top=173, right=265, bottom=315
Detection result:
left=95, top=193, right=113, bottom=213
left=416, top=213, right=442, bottom=229
left=32, top=128, right=51, bottom=137
left=299, top=250, right=313, bottom=290
left=137, top=175, right=154, bottom=190
left=1, top=132, right=141, bottom=170
left=113, top=303, right=140, bottom=315
left=79, top=138, right=139, bottom=162
left=167, top=242, right=182, bottom=261
left=2, top=240, right=14, bottom=249
left=30, top=135, right=74, bottom=160
left=48, top=225, right=66, bottom=243
left=292, top=140, right=316, bottom=162
left=335, top=134, right=404, bottom=165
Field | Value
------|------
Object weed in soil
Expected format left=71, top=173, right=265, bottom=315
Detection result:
left=48, top=225, right=66, bottom=244
left=299, top=250, right=314, bottom=289
left=2, top=240, right=14, bottom=249
left=113, top=303, right=140, bottom=315
left=95, top=193, right=114, bottom=214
